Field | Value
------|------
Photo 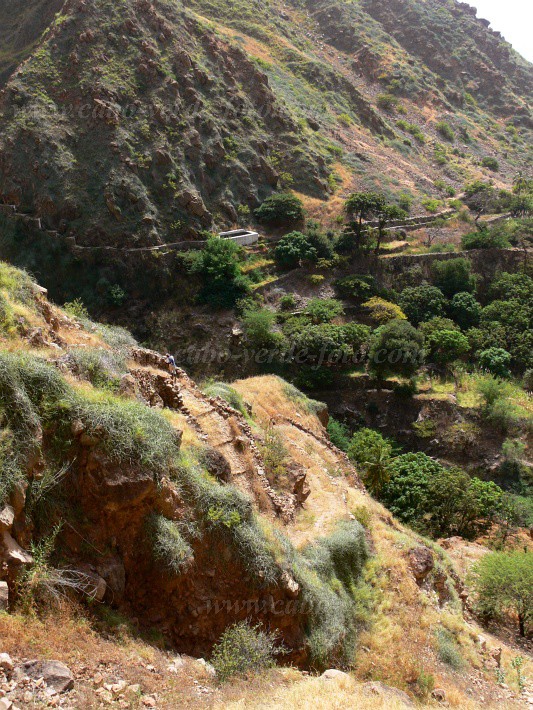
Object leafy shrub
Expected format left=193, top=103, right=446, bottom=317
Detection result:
left=304, top=298, right=344, bottom=324
left=422, top=199, right=443, bottom=215
left=308, top=274, right=325, bottom=286
left=461, top=229, right=511, bottom=250
left=274, top=232, right=317, bottom=269
left=399, top=285, right=447, bottom=325
left=279, top=293, right=297, bottom=311
left=255, top=193, right=304, bottom=226
left=189, top=237, right=250, bottom=308
left=368, top=320, right=424, bottom=379
left=376, top=93, right=399, bottom=111
left=211, top=622, right=278, bottom=681
left=149, top=514, right=193, bottom=574
left=478, top=347, right=512, bottom=378
left=363, top=297, right=406, bottom=325
left=436, top=121, right=455, bottom=141
left=432, top=258, right=476, bottom=297
left=305, top=220, right=336, bottom=259
left=327, top=417, right=351, bottom=451
left=449, top=292, right=481, bottom=329
left=241, top=308, right=281, bottom=350
left=335, top=274, right=379, bottom=302
left=63, top=298, right=89, bottom=320
left=435, top=628, right=464, bottom=670
left=471, top=551, right=533, bottom=636
left=481, top=157, right=499, bottom=172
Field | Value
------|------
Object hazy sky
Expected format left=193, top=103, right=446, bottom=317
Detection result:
left=471, top=0, right=532, bottom=62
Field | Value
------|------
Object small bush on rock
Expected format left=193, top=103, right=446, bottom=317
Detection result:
left=211, top=622, right=278, bottom=681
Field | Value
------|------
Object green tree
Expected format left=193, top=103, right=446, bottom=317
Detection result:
left=472, top=551, right=533, bottom=637
left=304, top=298, right=344, bottom=324
left=242, top=308, right=283, bottom=350
left=344, top=192, right=386, bottom=251
left=274, top=232, right=317, bottom=269
left=449, top=292, right=481, bottom=329
left=368, top=319, right=424, bottom=380
left=380, top=453, right=503, bottom=538
left=379, top=452, right=442, bottom=526
left=399, top=284, right=447, bottom=325
left=255, top=193, right=304, bottom=226
left=432, top=258, right=476, bottom=297
left=327, top=418, right=351, bottom=451
left=374, top=204, right=407, bottom=253
left=426, top=329, right=470, bottom=369
left=461, top=228, right=511, bottom=250
left=463, top=181, right=499, bottom=227
left=478, top=347, right=512, bottom=378
left=363, top=297, right=406, bottom=325
left=347, top=428, right=394, bottom=495
left=191, top=237, right=251, bottom=308
left=425, top=468, right=502, bottom=538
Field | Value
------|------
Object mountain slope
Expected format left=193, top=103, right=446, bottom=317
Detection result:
left=0, top=0, right=530, bottom=254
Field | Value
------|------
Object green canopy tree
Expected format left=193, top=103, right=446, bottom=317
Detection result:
left=472, top=551, right=533, bottom=637
left=368, top=319, right=424, bottom=380
left=344, top=192, right=386, bottom=251
left=347, top=428, right=394, bottom=495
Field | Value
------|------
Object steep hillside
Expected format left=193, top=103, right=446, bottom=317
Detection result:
left=0, top=262, right=531, bottom=707
left=0, top=0, right=65, bottom=87
left=0, top=0, right=530, bottom=259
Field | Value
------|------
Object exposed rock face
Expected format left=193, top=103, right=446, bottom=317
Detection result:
left=408, top=546, right=434, bottom=584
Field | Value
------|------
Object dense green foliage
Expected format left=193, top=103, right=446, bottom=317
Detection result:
left=347, top=428, right=393, bottom=494
left=274, top=232, right=318, bottom=269
left=368, top=319, right=424, bottom=379
left=449, top=292, right=481, bottom=329
left=211, top=623, right=278, bottom=681
left=380, top=453, right=503, bottom=538
left=399, top=285, right=447, bottom=325
left=431, top=258, right=476, bottom=297
left=255, top=193, right=304, bottom=226
left=472, top=551, right=533, bottom=636
left=190, top=237, right=251, bottom=308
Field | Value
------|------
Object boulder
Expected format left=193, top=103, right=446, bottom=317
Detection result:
left=1, top=531, right=33, bottom=568
left=97, top=556, right=126, bottom=603
left=0, top=506, right=14, bottom=532
left=118, top=374, right=137, bottom=398
left=0, top=581, right=9, bottom=611
left=364, top=681, right=414, bottom=706
left=0, top=653, right=14, bottom=672
left=19, top=660, right=74, bottom=692
left=408, top=546, right=434, bottom=584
